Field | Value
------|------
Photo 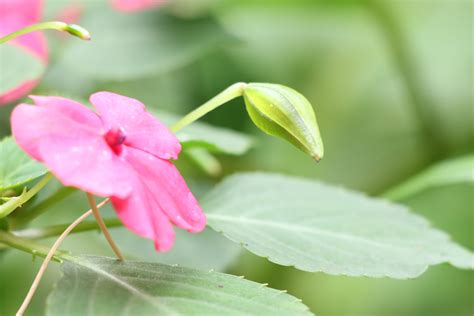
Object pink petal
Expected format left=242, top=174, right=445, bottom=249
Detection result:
left=11, top=104, right=134, bottom=198
left=112, top=185, right=175, bottom=252
left=111, top=0, right=165, bottom=12
left=90, top=92, right=181, bottom=160
left=111, top=146, right=206, bottom=252
left=11, top=104, right=94, bottom=158
left=122, top=146, right=206, bottom=232
left=0, top=80, right=38, bottom=105
left=0, top=0, right=47, bottom=105
left=31, top=95, right=102, bottom=130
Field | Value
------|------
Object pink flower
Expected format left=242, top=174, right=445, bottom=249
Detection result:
left=0, top=0, right=47, bottom=105
left=11, top=92, right=206, bottom=251
left=111, top=0, right=165, bottom=12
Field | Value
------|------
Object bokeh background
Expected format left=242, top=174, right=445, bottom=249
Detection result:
left=0, top=0, right=472, bottom=315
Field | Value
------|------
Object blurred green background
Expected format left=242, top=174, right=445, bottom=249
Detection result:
left=0, top=0, right=472, bottom=315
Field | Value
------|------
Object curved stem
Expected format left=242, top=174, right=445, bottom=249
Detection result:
left=0, top=21, right=90, bottom=44
left=0, top=173, right=53, bottom=219
left=171, top=82, right=247, bottom=133
left=86, top=193, right=124, bottom=261
left=15, top=203, right=102, bottom=316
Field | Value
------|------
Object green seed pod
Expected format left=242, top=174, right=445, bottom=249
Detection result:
left=243, top=83, right=324, bottom=161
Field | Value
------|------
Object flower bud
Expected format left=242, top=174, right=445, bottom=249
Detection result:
left=64, top=24, right=91, bottom=40
left=243, top=83, right=324, bottom=161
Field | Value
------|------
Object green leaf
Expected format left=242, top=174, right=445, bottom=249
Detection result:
left=0, top=44, right=44, bottom=96
left=383, top=155, right=474, bottom=200
left=0, top=137, right=47, bottom=191
left=47, top=256, right=312, bottom=315
left=154, top=111, right=254, bottom=156
left=202, top=173, right=473, bottom=279
left=183, top=148, right=223, bottom=177
left=58, top=9, right=232, bottom=80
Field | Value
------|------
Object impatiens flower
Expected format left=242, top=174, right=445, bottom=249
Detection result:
left=0, top=0, right=47, bottom=105
left=11, top=92, right=206, bottom=251
left=111, top=0, right=165, bottom=12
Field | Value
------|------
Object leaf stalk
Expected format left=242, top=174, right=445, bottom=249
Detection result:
left=171, top=82, right=247, bottom=133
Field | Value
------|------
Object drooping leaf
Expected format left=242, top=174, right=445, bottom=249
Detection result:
left=0, top=137, right=47, bottom=191
left=383, top=155, right=474, bottom=200
left=47, top=256, right=312, bottom=315
left=0, top=44, right=44, bottom=96
left=58, top=8, right=232, bottom=80
left=154, top=111, right=254, bottom=156
left=202, top=173, right=473, bottom=279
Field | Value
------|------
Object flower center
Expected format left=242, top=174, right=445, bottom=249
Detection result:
left=104, top=127, right=126, bottom=154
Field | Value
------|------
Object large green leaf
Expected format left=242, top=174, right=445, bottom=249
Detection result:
left=154, top=111, right=254, bottom=156
left=383, top=155, right=474, bottom=200
left=0, top=137, right=47, bottom=191
left=47, top=256, right=311, bottom=315
left=58, top=8, right=232, bottom=80
left=202, top=173, right=473, bottom=279
left=0, top=44, right=44, bottom=96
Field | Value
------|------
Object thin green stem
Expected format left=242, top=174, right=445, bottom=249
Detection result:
left=0, top=173, right=53, bottom=219
left=171, top=82, right=247, bottom=133
left=0, top=21, right=90, bottom=44
left=0, top=230, right=63, bottom=262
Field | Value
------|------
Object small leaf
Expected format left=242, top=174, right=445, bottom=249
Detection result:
left=183, top=148, right=223, bottom=177
left=202, top=173, right=473, bottom=279
left=384, top=155, right=474, bottom=200
left=47, top=256, right=312, bottom=315
left=154, top=111, right=254, bottom=156
left=243, top=83, right=323, bottom=161
left=0, top=44, right=44, bottom=97
left=0, top=137, right=47, bottom=191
